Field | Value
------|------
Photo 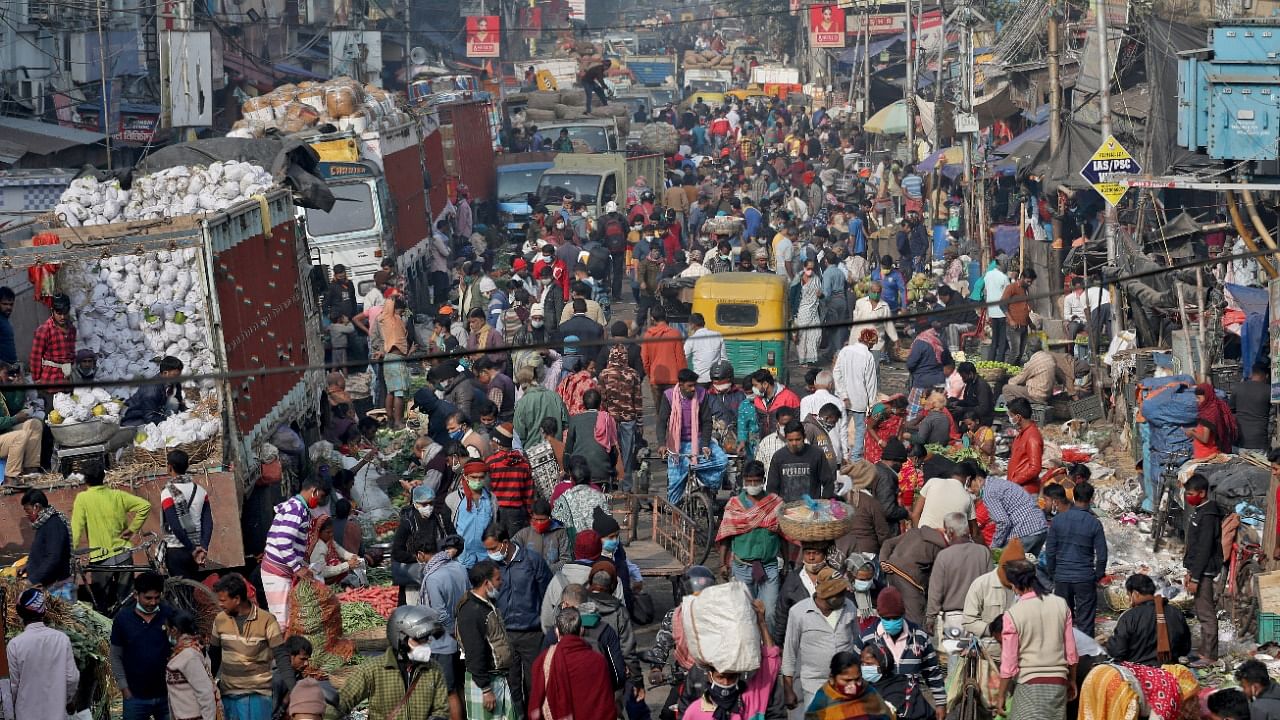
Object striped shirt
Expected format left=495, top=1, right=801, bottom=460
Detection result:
left=486, top=449, right=533, bottom=510
left=264, top=496, right=310, bottom=573
left=210, top=605, right=283, bottom=696
left=982, top=477, right=1048, bottom=547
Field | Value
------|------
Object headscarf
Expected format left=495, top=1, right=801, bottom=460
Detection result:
left=915, top=327, right=944, bottom=363
left=1196, top=382, right=1238, bottom=452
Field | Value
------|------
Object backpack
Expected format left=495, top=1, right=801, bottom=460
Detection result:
left=602, top=215, right=628, bottom=254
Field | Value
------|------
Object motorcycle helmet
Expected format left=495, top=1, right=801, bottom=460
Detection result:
left=386, top=605, right=443, bottom=656
left=641, top=190, right=656, bottom=203
left=683, top=565, right=716, bottom=596
left=709, top=360, right=735, bottom=382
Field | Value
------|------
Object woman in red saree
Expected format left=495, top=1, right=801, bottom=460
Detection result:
left=1195, top=383, right=1237, bottom=453
left=863, top=394, right=908, bottom=464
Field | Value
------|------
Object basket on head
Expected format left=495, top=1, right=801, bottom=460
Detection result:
left=777, top=499, right=856, bottom=543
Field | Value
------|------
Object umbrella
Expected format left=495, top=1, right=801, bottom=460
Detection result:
left=917, top=146, right=965, bottom=174
left=865, top=100, right=910, bottom=135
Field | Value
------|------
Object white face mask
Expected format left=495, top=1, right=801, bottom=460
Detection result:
left=531, top=318, right=544, bottom=328
left=556, top=223, right=565, bottom=230
left=745, top=484, right=764, bottom=496
left=415, top=503, right=434, bottom=518
left=408, top=644, right=433, bottom=663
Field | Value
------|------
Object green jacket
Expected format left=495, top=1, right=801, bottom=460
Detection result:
left=513, top=385, right=568, bottom=448
left=337, top=649, right=450, bottom=720
left=0, top=388, right=24, bottom=432
left=71, top=485, right=151, bottom=562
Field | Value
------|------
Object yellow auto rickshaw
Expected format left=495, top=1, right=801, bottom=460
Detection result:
left=691, top=272, right=790, bottom=383
left=727, top=85, right=771, bottom=103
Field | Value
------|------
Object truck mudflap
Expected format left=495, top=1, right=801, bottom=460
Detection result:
left=204, top=192, right=323, bottom=491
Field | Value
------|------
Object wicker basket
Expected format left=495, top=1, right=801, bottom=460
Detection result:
left=124, top=434, right=222, bottom=470
left=777, top=500, right=856, bottom=542
left=349, top=627, right=388, bottom=653
left=977, top=366, right=1006, bottom=383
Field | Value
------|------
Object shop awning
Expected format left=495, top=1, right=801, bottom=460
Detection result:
left=0, top=116, right=106, bottom=165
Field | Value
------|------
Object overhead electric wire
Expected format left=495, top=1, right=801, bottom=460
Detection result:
left=8, top=246, right=1275, bottom=395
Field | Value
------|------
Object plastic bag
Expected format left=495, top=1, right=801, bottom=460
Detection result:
left=680, top=580, right=761, bottom=673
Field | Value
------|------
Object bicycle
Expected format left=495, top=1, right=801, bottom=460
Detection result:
left=1151, top=451, right=1191, bottom=553
left=71, top=532, right=219, bottom=632
left=648, top=450, right=738, bottom=565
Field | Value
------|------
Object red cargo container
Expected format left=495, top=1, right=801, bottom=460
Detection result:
left=421, top=99, right=497, bottom=217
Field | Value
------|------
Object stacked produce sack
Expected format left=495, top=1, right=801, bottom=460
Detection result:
left=683, top=50, right=733, bottom=68
left=53, top=162, right=274, bottom=227
left=639, top=122, right=679, bottom=154
left=511, top=89, right=630, bottom=138
left=234, top=76, right=404, bottom=137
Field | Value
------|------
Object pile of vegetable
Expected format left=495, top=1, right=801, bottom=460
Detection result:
left=337, top=586, right=399, bottom=619
left=906, top=274, right=935, bottom=304
left=341, top=602, right=386, bottom=633
left=973, top=361, right=1022, bottom=374
left=286, top=576, right=353, bottom=671
left=925, top=444, right=987, bottom=469
left=50, top=389, right=122, bottom=425
left=54, top=163, right=274, bottom=227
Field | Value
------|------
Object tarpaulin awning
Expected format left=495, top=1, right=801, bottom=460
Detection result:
left=917, top=146, right=965, bottom=178
left=0, top=116, right=106, bottom=163
left=865, top=99, right=909, bottom=134
left=990, top=122, right=1050, bottom=174
left=1228, top=283, right=1269, bottom=382
left=838, top=36, right=902, bottom=65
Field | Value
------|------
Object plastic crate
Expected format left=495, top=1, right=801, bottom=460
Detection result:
left=1070, top=395, right=1106, bottom=422
left=1134, top=355, right=1154, bottom=379
left=1030, top=402, right=1050, bottom=425
left=1259, top=612, right=1280, bottom=644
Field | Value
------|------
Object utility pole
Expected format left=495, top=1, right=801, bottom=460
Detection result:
left=1048, top=14, right=1060, bottom=154
left=1095, top=0, right=1117, bottom=264
left=905, top=0, right=915, bottom=162
left=934, top=0, right=945, bottom=155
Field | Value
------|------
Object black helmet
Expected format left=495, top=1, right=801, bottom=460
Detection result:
left=709, top=360, right=735, bottom=382
left=50, top=293, right=71, bottom=313
left=386, top=605, right=443, bottom=656
left=683, top=565, right=716, bottom=595
left=641, top=189, right=656, bottom=203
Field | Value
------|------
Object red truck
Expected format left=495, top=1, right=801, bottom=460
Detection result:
left=420, top=98, right=499, bottom=222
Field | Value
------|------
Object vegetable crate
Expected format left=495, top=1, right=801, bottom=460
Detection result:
left=1069, top=395, right=1105, bottom=423
left=1258, top=612, right=1280, bottom=644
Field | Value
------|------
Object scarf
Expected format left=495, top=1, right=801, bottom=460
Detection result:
left=166, top=477, right=192, bottom=518
left=33, top=506, right=71, bottom=536
left=707, top=682, right=744, bottom=720
left=1154, top=596, right=1173, bottom=663
left=1196, top=382, right=1238, bottom=452
left=593, top=409, right=619, bottom=453
left=1120, top=662, right=1184, bottom=720
left=305, top=514, right=348, bottom=585
left=665, top=386, right=703, bottom=454
left=806, top=681, right=895, bottom=720
left=715, top=492, right=782, bottom=542
left=421, top=552, right=452, bottom=581
left=916, top=328, right=944, bottom=363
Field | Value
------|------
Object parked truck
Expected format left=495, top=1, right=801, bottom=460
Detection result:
left=0, top=189, right=323, bottom=567
left=420, top=98, right=499, bottom=223
left=535, top=152, right=664, bottom=217
left=302, top=121, right=431, bottom=297
left=683, top=68, right=733, bottom=95
left=497, top=152, right=558, bottom=232
left=537, top=118, right=623, bottom=153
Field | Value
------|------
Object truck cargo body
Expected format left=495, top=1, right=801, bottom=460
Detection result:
left=625, top=54, right=679, bottom=87
left=536, top=118, right=621, bottom=153
left=535, top=152, right=664, bottom=217
left=303, top=121, right=430, bottom=296
left=751, top=65, right=801, bottom=85
left=0, top=169, right=75, bottom=228
left=0, top=189, right=323, bottom=565
left=421, top=99, right=499, bottom=223
left=683, top=68, right=733, bottom=94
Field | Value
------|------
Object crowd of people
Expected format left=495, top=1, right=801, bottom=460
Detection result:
left=6, top=40, right=1280, bottom=720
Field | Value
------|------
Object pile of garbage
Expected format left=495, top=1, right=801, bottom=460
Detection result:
left=237, top=76, right=404, bottom=136
left=53, top=162, right=274, bottom=227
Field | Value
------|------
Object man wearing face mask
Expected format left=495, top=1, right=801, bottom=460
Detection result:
left=766, top=419, right=835, bottom=503
left=658, top=368, right=729, bottom=505
left=109, top=571, right=171, bottom=719
left=855, top=586, right=948, bottom=720
left=337, top=605, right=451, bottom=720
left=480, top=524, right=551, bottom=717
left=390, top=485, right=456, bottom=603
left=781, top=567, right=858, bottom=719
left=716, top=460, right=783, bottom=627
left=262, top=477, right=328, bottom=625
left=533, top=244, right=570, bottom=303
left=456, top=560, right=517, bottom=719
left=412, top=534, right=468, bottom=719
left=1183, top=472, right=1223, bottom=667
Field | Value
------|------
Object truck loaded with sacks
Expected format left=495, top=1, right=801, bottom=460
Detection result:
left=507, top=88, right=632, bottom=146
left=0, top=141, right=328, bottom=568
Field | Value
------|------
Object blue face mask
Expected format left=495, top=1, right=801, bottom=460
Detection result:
left=580, top=612, right=601, bottom=628
left=861, top=665, right=882, bottom=684
left=487, top=550, right=506, bottom=563
left=602, top=538, right=620, bottom=553
left=880, top=618, right=904, bottom=636
left=449, top=429, right=465, bottom=440
left=853, top=579, right=873, bottom=592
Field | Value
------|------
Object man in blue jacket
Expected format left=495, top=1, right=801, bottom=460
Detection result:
left=1044, top=481, right=1108, bottom=635
left=482, top=523, right=551, bottom=716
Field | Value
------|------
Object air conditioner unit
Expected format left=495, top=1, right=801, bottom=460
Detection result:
left=24, top=0, right=54, bottom=23
left=18, top=79, right=47, bottom=115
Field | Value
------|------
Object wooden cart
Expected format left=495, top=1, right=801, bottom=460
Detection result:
left=610, top=493, right=705, bottom=603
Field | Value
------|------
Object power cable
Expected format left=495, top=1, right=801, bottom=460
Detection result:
left=9, top=245, right=1276, bottom=394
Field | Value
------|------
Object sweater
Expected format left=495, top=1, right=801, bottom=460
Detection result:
left=641, top=323, right=687, bottom=385
left=1001, top=593, right=1075, bottom=682
left=1044, top=506, right=1107, bottom=582
left=925, top=541, right=992, bottom=621
left=1184, top=500, right=1224, bottom=579
left=166, top=645, right=219, bottom=720
left=27, top=510, right=71, bottom=586
left=765, top=443, right=834, bottom=501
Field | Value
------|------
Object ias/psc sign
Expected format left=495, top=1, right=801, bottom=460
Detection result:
left=1079, top=135, right=1141, bottom=207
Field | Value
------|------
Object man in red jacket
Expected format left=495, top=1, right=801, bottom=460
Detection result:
left=1005, top=397, right=1043, bottom=492
left=748, top=368, right=800, bottom=439
left=641, top=306, right=687, bottom=408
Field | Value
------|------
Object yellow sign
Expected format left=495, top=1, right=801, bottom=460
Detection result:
left=1079, top=135, right=1141, bottom=207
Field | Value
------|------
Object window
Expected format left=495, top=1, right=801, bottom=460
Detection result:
left=716, top=304, right=759, bottom=327
left=305, top=182, right=377, bottom=238
left=601, top=175, right=617, bottom=205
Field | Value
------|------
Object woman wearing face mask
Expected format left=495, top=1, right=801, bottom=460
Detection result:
left=856, top=644, right=932, bottom=720
left=390, top=484, right=457, bottom=603
left=844, top=554, right=884, bottom=632
left=803, top=651, right=895, bottom=720
left=165, top=610, right=221, bottom=720
left=855, top=587, right=948, bottom=720
left=791, top=258, right=825, bottom=366
left=682, top=599, right=779, bottom=720
left=715, top=461, right=783, bottom=631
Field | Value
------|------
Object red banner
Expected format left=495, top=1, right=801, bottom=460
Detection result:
left=466, top=15, right=500, bottom=57
left=810, top=5, right=846, bottom=48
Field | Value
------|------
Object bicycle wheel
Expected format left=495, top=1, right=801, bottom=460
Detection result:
left=1152, top=484, right=1170, bottom=553
left=164, top=577, right=220, bottom=640
left=682, top=490, right=716, bottom=565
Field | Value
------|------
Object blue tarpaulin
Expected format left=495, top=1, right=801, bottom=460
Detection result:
left=837, top=36, right=902, bottom=65
left=1227, top=283, right=1269, bottom=380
